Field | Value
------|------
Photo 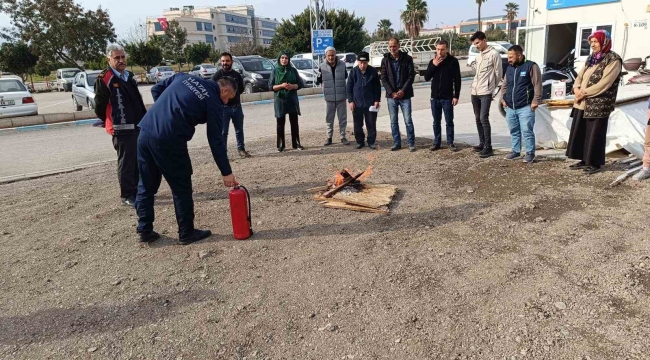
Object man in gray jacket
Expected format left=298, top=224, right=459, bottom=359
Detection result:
left=316, top=46, right=349, bottom=145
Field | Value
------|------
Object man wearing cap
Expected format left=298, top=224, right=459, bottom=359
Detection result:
left=316, top=46, right=349, bottom=146
left=346, top=51, right=381, bottom=149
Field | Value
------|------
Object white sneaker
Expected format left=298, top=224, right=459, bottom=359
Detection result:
left=632, top=169, right=650, bottom=181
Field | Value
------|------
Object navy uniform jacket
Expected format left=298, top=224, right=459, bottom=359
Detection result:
left=138, top=74, right=232, bottom=176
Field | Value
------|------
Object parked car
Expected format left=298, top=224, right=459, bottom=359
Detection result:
left=71, top=70, right=101, bottom=111
left=268, top=58, right=277, bottom=66
left=146, top=66, right=175, bottom=84
left=188, top=64, right=217, bottom=79
left=55, top=68, right=82, bottom=92
left=467, top=41, right=512, bottom=71
left=291, top=58, right=317, bottom=86
left=337, top=52, right=356, bottom=71
left=217, top=55, right=275, bottom=93
left=0, top=77, right=38, bottom=118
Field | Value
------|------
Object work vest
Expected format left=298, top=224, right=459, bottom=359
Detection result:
left=320, top=60, right=347, bottom=102
left=504, top=59, right=535, bottom=110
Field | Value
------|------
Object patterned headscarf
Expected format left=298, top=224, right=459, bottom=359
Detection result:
left=586, top=30, right=612, bottom=68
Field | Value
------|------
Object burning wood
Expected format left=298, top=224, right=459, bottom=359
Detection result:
left=307, top=165, right=397, bottom=214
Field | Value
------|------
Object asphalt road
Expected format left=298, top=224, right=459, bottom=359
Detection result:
left=32, top=60, right=472, bottom=115
left=2, top=79, right=474, bottom=180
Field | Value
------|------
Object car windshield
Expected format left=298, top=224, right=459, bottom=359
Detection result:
left=292, top=59, right=313, bottom=70
left=0, top=79, right=27, bottom=93
left=240, top=59, right=274, bottom=72
left=87, top=73, right=99, bottom=85
left=498, top=43, right=513, bottom=50
left=159, top=66, right=173, bottom=72
left=62, top=70, right=80, bottom=78
left=345, top=54, right=356, bottom=63
left=201, top=65, right=216, bottom=69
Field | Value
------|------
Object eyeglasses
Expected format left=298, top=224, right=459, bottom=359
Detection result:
left=112, top=56, right=126, bottom=60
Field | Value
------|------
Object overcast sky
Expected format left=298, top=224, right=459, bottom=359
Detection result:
left=0, top=0, right=528, bottom=40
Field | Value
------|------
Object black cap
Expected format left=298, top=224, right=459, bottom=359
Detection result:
left=356, top=51, right=369, bottom=62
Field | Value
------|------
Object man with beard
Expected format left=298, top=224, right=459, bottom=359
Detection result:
left=94, top=44, right=148, bottom=207
left=212, top=52, right=249, bottom=158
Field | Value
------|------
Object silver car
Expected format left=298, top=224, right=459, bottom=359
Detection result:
left=189, top=64, right=217, bottom=79
left=71, top=70, right=101, bottom=111
left=146, top=66, right=175, bottom=84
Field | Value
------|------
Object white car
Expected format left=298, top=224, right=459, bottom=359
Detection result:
left=188, top=64, right=217, bottom=79
left=337, top=53, right=356, bottom=71
left=146, top=66, right=175, bottom=84
left=291, top=59, right=317, bottom=86
left=55, top=68, right=82, bottom=92
left=467, top=41, right=512, bottom=70
left=0, top=77, right=38, bottom=118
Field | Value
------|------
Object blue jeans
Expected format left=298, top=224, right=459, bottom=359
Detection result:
left=505, top=106, right=536, bottom=154
left=223, top=105, right=245, bottom=150
left=387, top=98, right=415, bottom=147
left=430, top=98, right=454, bottom=146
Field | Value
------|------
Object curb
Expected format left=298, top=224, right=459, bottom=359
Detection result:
left=0, top=159, right=115, bottom=185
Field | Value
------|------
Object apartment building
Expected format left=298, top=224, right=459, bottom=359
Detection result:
left=146, top=5, right=280, bottom=50
left=458, top=15, right=526, bottom=36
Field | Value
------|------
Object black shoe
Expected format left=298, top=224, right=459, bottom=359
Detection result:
left=368, top=144, right=376, bottom=150
left=569, top=161, right=587, bottom=170
left=341, top=138, right=350, bottom=145
left=277, top=146, right=284, bottom=152
left=122, top=197, right=136, bottom=208
left=295, top=145, right=305, bottom=150
left=324, top=138, right=332, bottom=146
left=479, top=148, right=494, bottom=158
left=139, top=231, right=161, bottom=243
left=238, top=149, right=251, bottom=158
left=430, top=144, right=441, bottom=151
left=179, top=229, right=212, bottom=245
left=583, top=166, right=602, bottom=175
left=355, top=143, right=364, bottom=149
left=473, top=144, right=484, bottom=153
left=390, top=145, right=402, bottom=151
left=449, top=144, right=459, bottom=152
left=409, top=146, right=417, bottom=152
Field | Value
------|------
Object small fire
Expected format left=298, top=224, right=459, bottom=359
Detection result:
left=357, top=152, right=378, bottom=182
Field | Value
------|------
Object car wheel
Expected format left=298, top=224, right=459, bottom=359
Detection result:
left=470, top=62, right=477, bottom=71
left=88, top=99, right=95, bottom=110
left=73, top=97, right=82, bottom=111
left=244, top=83, right=253, bottom=94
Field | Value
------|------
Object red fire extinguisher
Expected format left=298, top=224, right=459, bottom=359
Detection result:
left=229, top=183, right=252, bottom=240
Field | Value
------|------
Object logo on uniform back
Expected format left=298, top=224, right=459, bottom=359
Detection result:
left=182, top=77, right=210, bottom=100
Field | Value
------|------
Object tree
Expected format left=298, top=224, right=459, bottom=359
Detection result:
left=120, top=19, right=148, bottom=45
left=230, top=40, right=265, bottom=56
left=129, top=41, right=163, bottom=73
left=0, top=42, right=38, bottom=81
left=163, top=20, right=187, bottom=71
left=504, top=2, right=519, bottom=43
left=485, top=28, right=508, bottom=41
left=185, top=42, right=212, bottom=66
left=400, top=0, right=429, bottom=39
left=209, top=47, right=222, bottom=64
left=271, top=8, right=367, bottom=55
left=0, top=0, right=116, bottom=69
left=376, top=19, right=393, bottom=41
left=84, top=57, right=108, bottom=70
left=476, top=0, right=487, bottom=32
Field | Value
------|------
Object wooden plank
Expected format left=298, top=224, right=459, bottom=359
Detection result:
left=320, top=201, right=389, bottom=214
left=332, top=184, right=397, bottom=209
left=306, top=185, right=330, bottom=193
left=322, top=171, right=364, bottom=198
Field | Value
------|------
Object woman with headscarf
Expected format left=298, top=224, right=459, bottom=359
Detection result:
left=268, top=51, right=305, bottom=152
left=566, top=30, right=622, bottom=175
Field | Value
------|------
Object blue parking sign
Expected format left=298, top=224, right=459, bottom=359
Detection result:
left=312, top=29, right=334, bottom=56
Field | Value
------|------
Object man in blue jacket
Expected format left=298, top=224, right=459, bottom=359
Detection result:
left=135, top=74, right=238, bottom=245
left=346, top=52, right=381, bottom=149
left=500, top=45, right=542, bottom=163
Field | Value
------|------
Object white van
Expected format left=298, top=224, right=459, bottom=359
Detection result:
left=467, top=41, right=512, bottom=70
left=56, top=68, right=82, bottom=92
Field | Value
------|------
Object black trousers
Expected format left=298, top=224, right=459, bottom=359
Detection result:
left=566, top=109, right=609, bottom=167
left=471, top=94, right=492, bottom=149
left=136, top=130, right=195, bottom=238
left=112, top=133, right=139, bottom=199
left=277, top=112, right=300, bottom=148
left=352, top=107, right=377, bottom=146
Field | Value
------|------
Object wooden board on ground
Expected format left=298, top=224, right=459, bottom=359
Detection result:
left=331, top=183, right=397, bottom=209
left=318, top=200, right=389, bottom=214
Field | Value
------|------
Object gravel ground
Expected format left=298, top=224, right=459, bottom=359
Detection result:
left=1, top=131, right=649, bottom=360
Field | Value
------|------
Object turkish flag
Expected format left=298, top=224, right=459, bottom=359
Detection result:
left=158, top=18, right=169, bottom=31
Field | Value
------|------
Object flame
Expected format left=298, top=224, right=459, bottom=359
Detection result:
left=357, top=152, right=378, bottom=182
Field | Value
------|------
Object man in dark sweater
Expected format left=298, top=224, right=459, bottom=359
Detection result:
left=135, top=74, right=238, bottom=245
left=424, top=40, right=461, bottom=152
left=211, top=52, right=249, bottom=158
left=346, top=51, right=381, bottom=149
left=94, top=44, right=148, bottom=208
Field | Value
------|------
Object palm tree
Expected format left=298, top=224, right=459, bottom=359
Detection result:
left=377, top=19, right=393, bottom=40
left=400, top=0, right=429, bottom=39
left=476, top=0, right=487, bottom=32
left=504, top=2, right=519, bottom=42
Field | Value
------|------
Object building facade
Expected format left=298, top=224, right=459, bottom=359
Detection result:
left=523, top=0, right=648, bottom=71
left=459, top=15, right=526, bottom=36
left=146, top=5, right=280, bottom=51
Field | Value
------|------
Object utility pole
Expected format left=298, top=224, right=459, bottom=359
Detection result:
left=309, top=0, right=326, bottom=86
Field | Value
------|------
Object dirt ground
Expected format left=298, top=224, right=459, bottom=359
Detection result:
left=1, top=131, right=649, bottom=360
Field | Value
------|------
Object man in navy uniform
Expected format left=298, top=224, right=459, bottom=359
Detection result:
left=135, top=74, right=238, bottom=245
left=94, top=44, right=147, bottom=207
